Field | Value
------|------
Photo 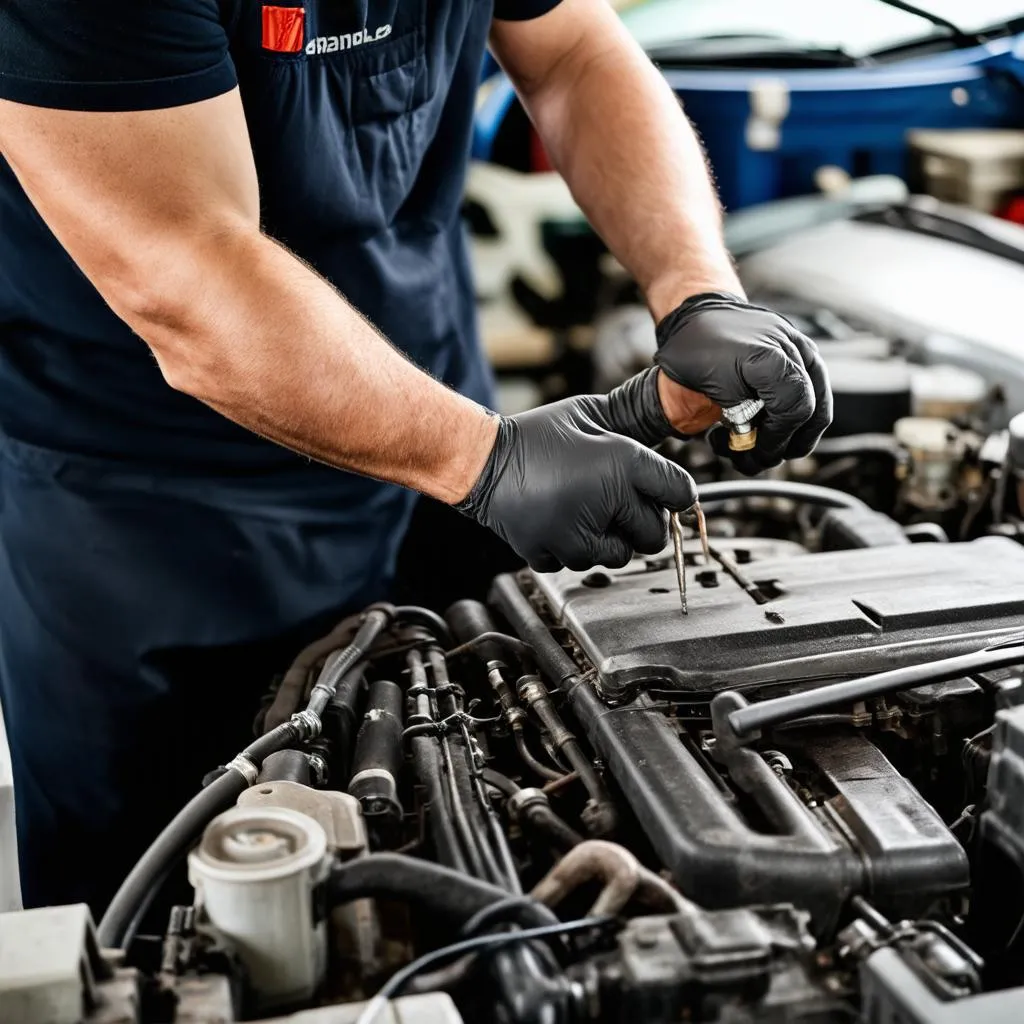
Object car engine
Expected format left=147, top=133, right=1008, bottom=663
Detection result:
left=12, top=450, right=1024, bottom=1024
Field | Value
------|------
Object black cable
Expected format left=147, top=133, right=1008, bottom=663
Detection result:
left=353, top=917, right=613, bottom=1024
left=431, top=649, right=492, bottom=881
left=461, top=896, right=560, bottom=939
left=460, top=717, right=522, bottom=893
left=404, top=895, right=562, bottom=996
left=407, top=649, right=467, bottom=872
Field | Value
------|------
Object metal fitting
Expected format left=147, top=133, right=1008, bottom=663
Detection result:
left=721, top=398, right=765, bottom=452
left=507, top=787, right=550, bottom=822
left=506, top=706, right=527, bottom=728
left=306, top=753, right=329, bottom=786
left=226, top=754, right=259, bottom=786
left=290, top=709, right=323, bottom=740
left=518, top=676, right=576, bottom=751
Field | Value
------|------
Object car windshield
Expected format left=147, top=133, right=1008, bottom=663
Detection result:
left=624, top=0, right=1024, bottom=60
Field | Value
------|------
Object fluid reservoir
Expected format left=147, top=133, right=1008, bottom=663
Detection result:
left=188, top=805, right=330, bottom=1010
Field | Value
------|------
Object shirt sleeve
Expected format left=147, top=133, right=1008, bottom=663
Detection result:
left=0, top=0, right=237, bottom=111
left=493, top=0, right=566, bottom=22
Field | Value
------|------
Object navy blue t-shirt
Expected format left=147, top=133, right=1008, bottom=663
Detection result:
left=0, top=0, right=560, bottom=475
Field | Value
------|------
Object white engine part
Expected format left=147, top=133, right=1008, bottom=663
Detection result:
left=188, top=805, right=331, bottom=1011
left=911, top=364, right=989, bottom=420
left=894, top=416, right=970, bottom=510
left=737, top=212, right=1024, bottom=418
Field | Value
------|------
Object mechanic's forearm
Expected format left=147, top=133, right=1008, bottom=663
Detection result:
left=120, top=227, right=497, bottom=503
left=516, top=12, right=743, bottom=320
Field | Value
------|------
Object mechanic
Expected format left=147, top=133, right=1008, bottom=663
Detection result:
left=0, top=0, right=830, bottom=914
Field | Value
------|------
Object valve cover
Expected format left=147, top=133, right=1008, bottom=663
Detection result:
left=531, top=535, right=1024, bottom=700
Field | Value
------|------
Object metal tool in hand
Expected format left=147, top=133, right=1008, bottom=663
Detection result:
left=670, top=511, right=687, bottom=615
left=670, top=502, right=709, bottom=617
left=721, top=398, right=765, bottom=452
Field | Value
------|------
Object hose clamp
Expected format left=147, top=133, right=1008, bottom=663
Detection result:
left=225, top=754, right=259, bottom=786
left=308, top=682, right=335, bottom=705
left=291, top=709, right=323, bottom=739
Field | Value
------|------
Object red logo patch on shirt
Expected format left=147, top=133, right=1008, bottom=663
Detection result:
left=262, top=5, right=306, bottom=53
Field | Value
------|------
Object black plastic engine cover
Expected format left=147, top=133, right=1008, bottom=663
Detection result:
left=531, top=536, right=1024, bottom=700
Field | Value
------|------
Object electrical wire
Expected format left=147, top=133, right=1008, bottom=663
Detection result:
left=460, top=896, right=556, bottom=939
left=353, top=916, right=613, bottom=1024
left=460, top=717, right=522, bottom=892
left=404, top=895, right=562, bottom=996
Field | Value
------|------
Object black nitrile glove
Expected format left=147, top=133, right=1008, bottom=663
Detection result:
left=581, top=366, right=679, bottom=446
left=457, top=371, right=697, bottom=573
left=654, top=292, right=832, bottom=475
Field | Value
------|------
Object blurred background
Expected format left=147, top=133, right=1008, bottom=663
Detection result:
left=400, top=0, right=1024, bottom=604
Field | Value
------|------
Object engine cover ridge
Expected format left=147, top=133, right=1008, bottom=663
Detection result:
left=531, top=536, right=1024, bottom=699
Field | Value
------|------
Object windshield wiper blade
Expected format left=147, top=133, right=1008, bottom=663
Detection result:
left=647, top=36, right=864, bottom=68
left=870, top=0, right=981, bottom=47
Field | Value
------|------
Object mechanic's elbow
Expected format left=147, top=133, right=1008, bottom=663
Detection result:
left=98, top=244, right=230, bottom=398
left=111, top=287, right=203, bottom=394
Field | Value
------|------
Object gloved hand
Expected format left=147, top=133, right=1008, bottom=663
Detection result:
left=457, top=370, right=698, bottom=572
left=654, top=292, right=832, bottom=474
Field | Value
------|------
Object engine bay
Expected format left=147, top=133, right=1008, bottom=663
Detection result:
left=18, top=451, right=1024, bottom=1024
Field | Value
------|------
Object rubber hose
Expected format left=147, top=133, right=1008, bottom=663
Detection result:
left=97, top=769, right=247, bottom=949
left=263, top=617, right=358, bottom=732
left=257, top=749, right=311, bottom=785
left=307, top=605, right=392, bottom=716
left=99, top=719, right=301, bottom=950
left=514, top=726, right=566, bottom=782
left=326, top=854, right=555, bottom=928
left=393, top=605, right=453, bottom=647
left=521, top=803, right=584, bottom=853
left=697, top=479, right=868, bottom=511
left=482, top=768, right=521, bottom=797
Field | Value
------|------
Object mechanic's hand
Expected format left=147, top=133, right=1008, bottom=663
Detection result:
left=456, top=380, right=698, bottom=572
left=654, top=292, right=832, bottom=475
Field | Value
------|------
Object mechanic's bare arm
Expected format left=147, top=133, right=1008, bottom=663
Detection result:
left=0, top=92, right=497, bottom=503
left=489, top=0, right=744, bottom=322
